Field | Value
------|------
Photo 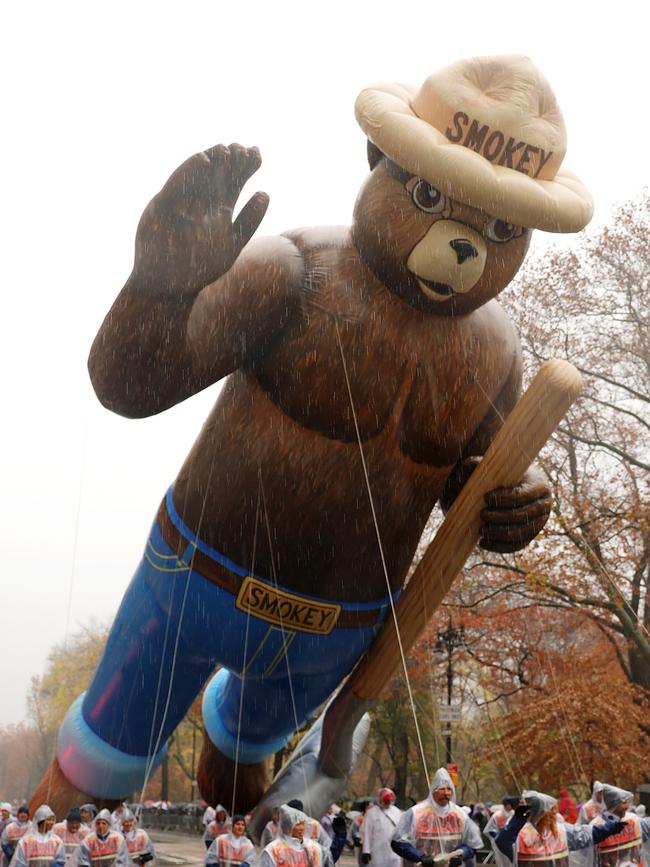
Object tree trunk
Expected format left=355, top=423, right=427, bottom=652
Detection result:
left=629, top=645, right=650, bottom=693
left=393, top=731, right=409, bottom=805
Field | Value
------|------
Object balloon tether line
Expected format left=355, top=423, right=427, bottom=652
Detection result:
left=334, top=319, right=431, bottom=790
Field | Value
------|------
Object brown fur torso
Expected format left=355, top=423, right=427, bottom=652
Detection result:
left=174, top=227, right=519, bottom=601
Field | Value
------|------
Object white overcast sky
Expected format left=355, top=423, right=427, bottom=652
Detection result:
left=1, top=0, right=647, bottom=725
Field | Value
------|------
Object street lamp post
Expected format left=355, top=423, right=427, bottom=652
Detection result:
left=435, top=616, right=465, bottom=764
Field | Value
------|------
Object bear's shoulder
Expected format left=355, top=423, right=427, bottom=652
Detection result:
left=282, top=224, right=352, bottom=252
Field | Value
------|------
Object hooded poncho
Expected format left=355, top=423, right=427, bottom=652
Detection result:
left=521, top=792, right=558, bottom=827
left=259, top=806, right=325, bottom=867
left=77, top=809, right=129, bottom=867
left=204, top=805, right=232, bottom=846
left=11, top=807, right=65, bottom=867
left=601, top=786, right=633, bottom=812
left=391, top=767, right=483, bottom=860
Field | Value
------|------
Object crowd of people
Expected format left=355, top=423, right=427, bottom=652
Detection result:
left=2, top=772, right=648, bottom=867
left=0, top=802, right=155, bottom=867
left=197, top=771, right=650, bottom=867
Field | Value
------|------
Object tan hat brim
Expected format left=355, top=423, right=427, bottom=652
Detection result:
left=355, top=82, right=593, bottom=233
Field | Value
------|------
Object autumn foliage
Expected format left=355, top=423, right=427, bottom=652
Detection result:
left=488, top=644, right=650, bottom=793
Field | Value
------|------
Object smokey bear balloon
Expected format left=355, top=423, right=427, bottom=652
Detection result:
left=32, top=55, right=591, bottom=814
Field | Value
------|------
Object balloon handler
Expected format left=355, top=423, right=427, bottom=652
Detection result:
left=30, top=55, right=592, bottom=816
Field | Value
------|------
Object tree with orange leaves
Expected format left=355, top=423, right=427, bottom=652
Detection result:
left=368, top=193, right=650, bottom=800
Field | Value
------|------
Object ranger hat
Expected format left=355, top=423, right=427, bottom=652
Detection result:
left=355, top=54, right=592, bottom=232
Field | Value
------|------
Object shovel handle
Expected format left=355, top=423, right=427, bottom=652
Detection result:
left=348, top=358, right=582, bottom=701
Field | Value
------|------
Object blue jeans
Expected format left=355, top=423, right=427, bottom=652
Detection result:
left=58, top=488, right=396, bottom=797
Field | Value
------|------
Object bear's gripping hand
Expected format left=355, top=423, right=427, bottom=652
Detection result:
left=441, top=457, right=552, bottom=553
left=133, top=143, right=269, bottom=297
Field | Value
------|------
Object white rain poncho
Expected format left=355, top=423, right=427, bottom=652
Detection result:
left=590, top=785, right=650, bottom=867
left=259, top=816, right=279, bottom=849
left=431, top=768, right=456, bottom=804
left=203, top=807, right=231, bottom=847
left=522, top=793, right=558, bottom=827
left=119, top=812, right=155, bottom=867
left=109, top=810, right=126, bottom=833
left=52, top=814, right=88, bottom=863
left=2, top=810, right=31, bottom=867
left=601, top=787, right=632, bottom=813
left=303, top=820, right=330, bottom=849
left=362, top=800, right=402, bottom=867
left=497, top=790, right=611, bottom=867
left=259, top=806, right=329, bottom=867
left=485, top=805, right=516, bottom=867
left=0, top=807, right=13, bottom=839
left=392, top=768, right=483, bottom=860
left=77, top=810, right=129, bottom=867
left=12, top=807, right=65, bottom=867
left=205, top=826, right=256, bottom=867
left=577, top=784, right=604, bottom=826
left=78, top=809, right=97, bottom=832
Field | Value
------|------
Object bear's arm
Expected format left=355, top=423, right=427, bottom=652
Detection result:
left=88, top=235, right=304, bottom=418
left=439, top=338, right=523, bottom=511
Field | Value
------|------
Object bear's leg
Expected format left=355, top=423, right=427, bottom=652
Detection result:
left=31, top=513, right=226, bottom=816
left=29, top=756, right=118, bottom=816
left=196, top=619, right=377, bottom=811
left=197, top=668, right=299, bottom=812
left=196, top=736, right=269, bottom=815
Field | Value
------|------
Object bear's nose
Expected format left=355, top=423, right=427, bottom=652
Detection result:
left=449, top=238, right=478, bottom=265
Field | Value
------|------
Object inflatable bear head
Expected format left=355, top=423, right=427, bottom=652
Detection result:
left=352, top=54, right=592, bottom=317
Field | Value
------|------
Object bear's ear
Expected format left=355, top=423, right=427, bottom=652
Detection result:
left=367, top=140, right=384, bottom=170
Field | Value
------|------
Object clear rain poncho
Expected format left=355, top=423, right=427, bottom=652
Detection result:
left=0, top=807, right=13, bottom=838
left=592, top=785, right=650, bottom=867
left=485, top=803, right=516, bottom=867
left=205, top=819, right=255, bottom=867
left=521, top=792, right=558, bottom=827
left=392, top=768, right=483, bottom=860
left=52, top=812, right=88, bottom=864
left=361, top=799, right=402, bottom=867
left=77, top=810, right=129, bottom=867
left=12, top=806, right=65, bottom=867
left=259, top=806, right=329, bottom=867
left=577, top=784, right=604, bottom=826
left=2, top=810, right=31, bottom=867
left=601, top=787, right=632, bottom=813
left=203, top=806, right=231, bottom=847
left=497, top=790, right=618, bottom=867
left=118, top=812, right=155, bottom=866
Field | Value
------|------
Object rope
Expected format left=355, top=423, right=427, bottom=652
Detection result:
left=46, top=402, right=90, bottom=806
left=473, top=375, right=650, bottom=644
left=257, top=469, right=312, bottom=810
left=476, top=689, right=525, bottom=793
left=138, top=473, right=200, bottom=813
left=62, top=411, right=89, bottom=650
left=230, top=480, right=261, bottom=816
left=334, top=320, right=431, bottom=791
left=138, top=451, right=218, bottom=807
left=544, top=651, right=589, bottom=788
left=427, top=644, right=442, bottom=771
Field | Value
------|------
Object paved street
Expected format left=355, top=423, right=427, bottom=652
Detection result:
left=149, top=829, right=359, bottom=867
left=149, top=829, right=206, bottom=866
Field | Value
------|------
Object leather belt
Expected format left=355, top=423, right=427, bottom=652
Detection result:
left=156, top=499, right=384, bottom=629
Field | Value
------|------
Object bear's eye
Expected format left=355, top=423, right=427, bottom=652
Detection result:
left=411, top=179, right=446, bottom=214
left=484, top=219, right=523, bottom=243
